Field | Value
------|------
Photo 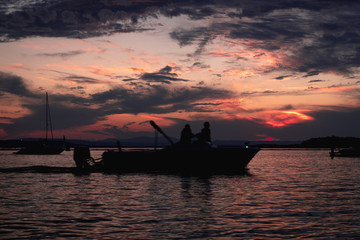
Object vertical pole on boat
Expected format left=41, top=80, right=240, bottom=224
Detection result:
left=116, top=140, right=122, bottom=152
left=45, top=92, right=54, bottom=141
left=48, top=97, right=54, bottom=141
left=45, top=92, right=49, bottom=141
left=154, top=130, right=158, bottom=151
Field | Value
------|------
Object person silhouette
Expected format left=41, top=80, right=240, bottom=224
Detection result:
left=180, top=124, right=193, bottom=146
left=200, top=122, right=211, bottom=144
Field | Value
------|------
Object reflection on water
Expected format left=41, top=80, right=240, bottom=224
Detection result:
left=0, top=150, right=359, bottom=239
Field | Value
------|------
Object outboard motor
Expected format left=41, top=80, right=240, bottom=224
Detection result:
left=73, top=146, right=94, bottom=169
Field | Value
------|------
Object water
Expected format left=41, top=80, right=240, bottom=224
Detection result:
left=1, top=149, right=359, bottom=239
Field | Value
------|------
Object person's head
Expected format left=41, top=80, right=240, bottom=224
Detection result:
left=185, top=124, right=190, bottom=129
left=204, top=122, right=210, bottom=128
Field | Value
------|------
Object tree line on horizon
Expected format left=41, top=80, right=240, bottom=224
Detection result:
left=0, top=136, right=359, bottom=149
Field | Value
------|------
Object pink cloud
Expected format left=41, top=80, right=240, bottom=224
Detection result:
left=256, top=134, right=279, bottom=141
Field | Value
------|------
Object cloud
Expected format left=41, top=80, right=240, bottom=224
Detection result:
left=62, top=74, right=113, bottom=85
left=90, top=83, right=233, bottom=115
left=302, top=70, right=321, bottom=78
left=2, top=1, right=359, bottom=76
left=168, top=1, right=360, bottom=75
left=0, top=0, right=219, bottom=42
left=192, top=62, right=211, bottom=69
left=274, top=75, right=291, bottom=80
left=1, top=71, right=359, bottom=140
left=268, top=107, right=360, bottom=139
left=37, top=50, right=85, bottom=59
left=0, top=0, right=156, bottom=41
left=308, top=79, right=325, bottom=83
left=2, top=99, right=105, bottom=137
left=130, top=65, right=190, bottom=84
left=0, top=70, right=235, bottom=138
left=0, top=71, right=37, bottom=97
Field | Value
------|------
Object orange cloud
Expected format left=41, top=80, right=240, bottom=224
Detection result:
left=256, top=134, right=279, bottom=141
left=263, top=111, right=314, bottom=128
left=223, top=69, right=255, bottom=77
left=217, top=105, right=314, bottom=128
left=307, top=85, right=358, bottom=94
left=7, top=63, right=30, bottom=71
left=37, top=76, right=57, bottom=82
left=126, top=67, right=146, bottom=72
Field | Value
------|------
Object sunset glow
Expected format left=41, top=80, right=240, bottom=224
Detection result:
left=0, top=1, right=360, bottom=141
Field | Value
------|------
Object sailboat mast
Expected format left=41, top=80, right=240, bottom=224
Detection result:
left=45, top=92, right=49, bottom=141
left=45, top=92, right=54, bottom=141
left=48, top=99, right=54, bottom=141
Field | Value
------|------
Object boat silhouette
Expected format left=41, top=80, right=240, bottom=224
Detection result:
left=73, top=121, right=259, bottom=175
left=15, top=93, right=64, bottom=155
left=330, top=147, right=360, bottom=158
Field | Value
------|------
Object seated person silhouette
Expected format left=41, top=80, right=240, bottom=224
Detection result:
left=193, top=122, right=212, bottom=147
left=179, top=124, right=193, bottom=147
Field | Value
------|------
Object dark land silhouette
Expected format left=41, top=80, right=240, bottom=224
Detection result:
left=301, top=136, right=360, bottom=148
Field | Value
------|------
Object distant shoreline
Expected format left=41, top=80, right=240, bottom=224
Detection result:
left=1, top=136, right=359, bottom=150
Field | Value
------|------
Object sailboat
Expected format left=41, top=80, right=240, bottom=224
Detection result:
left=15, top=93, right=64, bottom=155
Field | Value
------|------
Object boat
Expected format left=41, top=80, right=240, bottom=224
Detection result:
left=15, top=141, right=64, bottom=155
left=15, top=93, right=64, bottom=155
left=73, top=121, right=260, bottom=175
left=330, top=147, right=360, bottom=158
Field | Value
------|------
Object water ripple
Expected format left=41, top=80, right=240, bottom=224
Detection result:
left=1, top=150, right=360, bottom=239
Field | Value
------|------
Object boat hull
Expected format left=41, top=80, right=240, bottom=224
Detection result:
left=15, top=145, right=64, bottom=155
left=330, top=148, right=360, bottom=158
left=101, top=147, right=259, bottom=175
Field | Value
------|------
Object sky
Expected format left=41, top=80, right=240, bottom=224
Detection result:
left=0, top=0, right=360, bottom=142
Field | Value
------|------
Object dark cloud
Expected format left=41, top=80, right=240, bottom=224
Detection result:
left=303, top=71, right=321, bottom=78
left=90, top=83, right=233, bottom=115
left=279, top=104, right=293, bottom=111
left=170, top=26, right=216, bottom=55
left=3, top=99, right=105, bottom=137
left=308, top=79, right=325, bottom=83
left=193, top=62, right=210, bottom=69
left=241, top=90, right=279, bottom=96
left=0, top=0, right=156, bottom=41
left=63, top=75, right=100, bottom=84
left=168, top=1, right=360, bottom=75
left=274, top=75, right=291, bottom=80
left=37, top=50, right=85, bottom=59
left=2, top=1, right=359, bottom=76
left=160, top=4, right=216, bottom=20
left=0, top=0, right=219, bottom=42
left=138, top=65, right=190, bottom=84
left=0, top=71, right=234, bottom=137
left=0, top=71, right=38, bottom=97
left=62, top=74, right=113, bottom=84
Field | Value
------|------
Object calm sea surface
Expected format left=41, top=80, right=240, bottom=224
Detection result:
left=1, top=149, right=359, bottom=239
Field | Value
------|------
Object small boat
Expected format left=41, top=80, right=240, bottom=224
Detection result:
left=101, top=146, right=259, bottom=175
left=330, top=147, right=360, bottom=158
left=15, top=141, right=64, bottom=155
left=15, top=93, right=64, bottom=155
left=73, top=121, right=260, bottom=175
